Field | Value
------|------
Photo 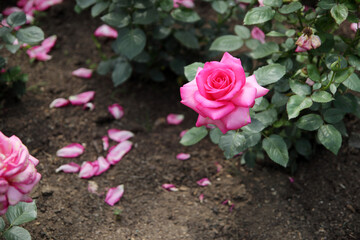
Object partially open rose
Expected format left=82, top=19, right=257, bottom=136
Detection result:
left=0, top=131, right=41, bottom=215
left=180, top=52, right=269, bottom=134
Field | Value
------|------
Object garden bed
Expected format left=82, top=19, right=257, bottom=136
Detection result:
left=0, top=1, right=359, bottom=239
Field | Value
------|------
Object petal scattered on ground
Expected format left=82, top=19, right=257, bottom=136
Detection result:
left=108, top=129, right=134, bottom=143
left=72, top=68, right=93, bottom=79
left=69, top=91, right=95, bottom=105
left=105, top=185, right=124, bottom=206
left=176, top=153, right=191, bottom=160
left=56, top=143, right=85, bottom=158
left=49, top=98, right=70, bottom=108
left=106, top=141, right=133, bottom=165
left=162, top=184, right=178, bottom=192
left=197, top=178, right=211, bottom=186
left=55, top=162, right=80, bottom=173
left=167, top=114, right=184, bottom=125
left=108, top=103, right=124, bottom=120
left=102, top=136, right=109, bottom=151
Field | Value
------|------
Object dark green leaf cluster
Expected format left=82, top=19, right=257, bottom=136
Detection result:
left=182, top=0, right=360, bottom=170
left=0, top=201, right=37, bottom=240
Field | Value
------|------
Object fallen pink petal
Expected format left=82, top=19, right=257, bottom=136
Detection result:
left=94, top=24, right=118, bottom=38
left=289, top=177, right=294, bottom=183
left=215, top=162, right=223, bottom=173
left=2, top=7, right=22, bottom=16
left=26, top=46, right=52, bottom=61
left=229, top=203, right=235, bottom=212
left=162, top=184, right=178, bottom=192
left=55, top=162, right=81, bottom=173
left=108, top=129, right=134, bottom=143
left=176, top=153, right=191, bottom=160
left=167, top=114, right=184, bottom=125
left=105, top=185, right=124, bottom=206
left=199, top=194, right=204, bottom=203
left=79, top=161, right=98, bottom=179
left=106, top=140, right=133, bottom=165
left=72, top=68, right=93, bottom=79
left=197, top=178, right=211, bottom=187
left=94, top=156, right=110, bottom=176
left=221, top=199, right=229, bottom=205
left=179, top=129, right=188, bottom=138
left=49, top=98, right=70, bottom=108
left=69, top=91, right=95, bottom=105
left=108, top=103, right=124, bottom=120
left=41, top=35, right=57, bottom=52
left=102, top=136, right=109, bottom=151
left=35, top=0, right=63, bottom=11
left=87, top=181, right=99, bottom=195
left=56, top=143, right=85, bottom=158
left=83, top=102, right=95, bottom=111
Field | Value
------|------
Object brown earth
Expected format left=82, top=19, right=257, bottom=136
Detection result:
left=0, top=1, right=359, bottom=239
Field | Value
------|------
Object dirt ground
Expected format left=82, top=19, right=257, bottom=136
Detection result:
left=0, top=1, right=359, bottom=239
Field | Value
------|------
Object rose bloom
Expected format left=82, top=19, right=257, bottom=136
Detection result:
left=0, top=131, right=41, bottom=215
left=173, top=0, right=194, bottom=8
left=180, top=52, right=269, bottom=134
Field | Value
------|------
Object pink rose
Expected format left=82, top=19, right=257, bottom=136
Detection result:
left=180, top=52, right=269, bottom=134
left=295, top=33, right=321, bottom=52
left=0, top=131, right=41, bottom=215
left=173, top=0, right=194, bottom=8
left=251, top=27, right=265, bottom=44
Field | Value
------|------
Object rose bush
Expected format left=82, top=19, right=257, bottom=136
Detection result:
left=181, top=52, right=268, bottom=133
left=0, top=131, right=41, bottom=215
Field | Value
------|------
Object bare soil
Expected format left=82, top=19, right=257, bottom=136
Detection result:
left=0, top=1, right=359, bottom=239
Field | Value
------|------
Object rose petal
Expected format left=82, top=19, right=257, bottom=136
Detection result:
left=176, top=153, right=191, bottom=160
left=55, top=162, right=81, bottom=173
left=251, top=27, right=265, bottom=44
left=56, top=143, right=85, bottom=158
left=305, top=78, right=315, bottom=86
left=87, top=181, right=99, bottom=194
left=107, top=129, right=134, bottom=143
left=83, top=102, right=95, bottom=111
left=179, top=129, right=188, bottom=138
left=106, top=140, right=132, bottom=165
left=196, top=115, right=228, bottom=134
left=288, top=177, right=294, bottom=183
left=41, top=35, right=57, bottom=52
left=49, top=98, right=70, bottom=108
left=94, top=24, right=118, bottom=38
left=196, top=178, right=211, bottom=186
left=162, top=184, right=178, bottom=192
left=222, top=107, right=251, bottom=131
left=69, top=91, right=95, bottom=105
left=102, top=136, right=109, bottom=151
left=94, top=156, right=110, bottom=176
left=72, top=68, right=93, bottom=79
left=221, top=199, right=229, bottom=205
left=26, top=46, right=52, bottom=61
left=229, top=203, right=235, bottom=212
left=244, top=75, right=269, bottom=98
left=215, top=162, right=222, bottom=173
left=108, top=103, right=124, bottom=120
left=79, top=161, right=98, bottom=179
left=199, top=193, right=204, bottom=203
left=35, top=0, right=63, bottom=11
left=105, top=185, right=124, bottom=206
left=2, top=7, right=22, bottom=16
left=166, top=114, right=184, bottom=125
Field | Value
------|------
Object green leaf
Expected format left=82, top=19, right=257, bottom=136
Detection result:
left=5, top=201, right=37, bottom=226
left=254, top=108, right=277, bottom=127
left=262, top=134, right=289, bottom=167
left=210, top=35, right=243, bottom=52
left=317, top=124, right=342, bottom=154
left=348, top=55, right=360, bottom=71
left=91, top=1, right=109, bottom=17
left=325, top=55, right=347, bottom=70
left=174, top=31, right=199, bottom=49
left=250, top=42, right=279, bottom=59
left=342, top=73, right=360, bottom=92
left=244, top=6, right=275, bottom=25
left=323, top=108, right=344, bottom=124
left=318, top=0, right=336, bottom=10
left=171, top=9, right=200, bottom=23
left=184, top=62, right=204, bottom=81
left=289, top=79, right=311, bottom=96
left=253, top=97, right=269, bottom=111
left=160, top=0, right=173, bottom=11
left=112, top=28, right=146, bottom=60
left=112, top=60, right=132, bottom=87
left=133, top=8, right=158, bottom=25
left=211, top=1, right=228, bottom=14
left=153, top=26, right=171, bottom=40
left=254, top=63, right=285, bottom=86
left=97, top=59, right=114, bottom=75
left=219, top=131, right=246, bottom=159
left=241, top=119, right=265, bottom=133
left=180, top=127, right=208, bottom=146
left=243, top=132, right=261, bottom=149
left=330, top=4, right=348, bottom=25
left=286, top=95, right=313, bottom=119
left=234, top=25, right=250, bottom=39
left=0, top=27, right=11, bottom=37
left=263, top=0, right=283, bottom=7
left=279, top=2, right=302, bottom=14
left=76, top=0, right=96, bottom=9
left=311, top=91, right=334, bottom=103
left=16, top=26, right=44, bottom=45
left=245, top=39, right=260, bottom=50
left=334, top=68, right=354, bottom=84
left=209, top=127, right=223, bottom=144
left=296, top=114, right=323, bottom=131
left=295, top=138, right=312, bottom=157
left=271, top=91, right=288, bottom=107
left=307, top=64, right=320, bottom=82
left=3, top=226, right=31, bottom=240
left=101, top=11, right=130, bottom=28
left=7, top=12, right=26, bottom=27
left=0, top=217, right=5, bottom=231
left=266, top=31, right=285, bottom=37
